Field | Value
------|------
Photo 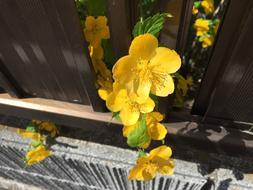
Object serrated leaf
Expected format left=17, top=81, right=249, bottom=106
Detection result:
left=127, top=115, right=150, bottom=148
left=132, top=13, right=170, bottom=37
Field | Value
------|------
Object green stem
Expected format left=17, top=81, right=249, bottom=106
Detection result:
left=139, top=0, right=144, bottom=23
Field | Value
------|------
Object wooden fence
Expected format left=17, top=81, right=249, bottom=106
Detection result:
left=0, top=0, right=253, bottom=135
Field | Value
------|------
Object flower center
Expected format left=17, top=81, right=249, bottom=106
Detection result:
left=92, top=25, right=100, bottom=34
left=144, top=161, right=158, bottom=174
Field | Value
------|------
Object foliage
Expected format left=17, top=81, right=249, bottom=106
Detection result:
left=133, top=13, right=172, bottom=37
left=17, top=120, right=59, bottom=166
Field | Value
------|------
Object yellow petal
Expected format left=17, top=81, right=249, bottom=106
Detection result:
left=147, top=112, right=164, bottom=123
left=106, top=88, right=127, bottom=112
left=96, top=16, right=107, bottom=27
left=89, top=36, right=101, bottom=48
left=148, top=123, right=167, bottom=140
left=139, top=97, right=155, bottom=113
left=91, top=45, right=104, bottom=60
left=129, top=34, right=158, bottom=60
left=202, top=36, right=214, bottom=48
left=150, top=47, right=181, bottom=74
left=123, top=124, right=137, bottom=137
left=99, top=26, right=110, bottom=39
left=135, top=78, right=152, bottom=103
left=85, top=16, right=95, bottom=30
left=150, top=145, right=172, bottom=160
left=84, top=30, right=94, bottom=43
left=150, top=73, right=175, bottom=96
left=142, top=165, right=158, bottom=181
left=192, top=7, right=198, bottom=15
left=128, top=162, right=146, bottom=181
left=98, top=88, right=110, bottom=101
left=112, top=55, right=137, bottom=84
left=120, top=105, right=140, bottom=126
left=157, top=158, right=175, bottom=175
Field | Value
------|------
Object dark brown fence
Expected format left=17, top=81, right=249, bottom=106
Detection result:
left=0, top=0, right=192, bottom=115
left=1, top=0, right=253, bottom=130
left=192, top=0, right=253, bottom=125
left=0, top=0, right=104, bottom=111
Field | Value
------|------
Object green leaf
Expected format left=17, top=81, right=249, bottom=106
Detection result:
left=138, top=149, right=147, bottom=157
left=31, top=141, right=42, bottom=148
left=102, top=39, right=116, bottom=70
left=127, top=115, right=150, bottom=148
left=112, top=112, right=121, bottom=121
left=26, top=122, right=37, bottom=132
left=87, top=0, right=106, bottom=16
left=132, top=13, right=170, bottom=37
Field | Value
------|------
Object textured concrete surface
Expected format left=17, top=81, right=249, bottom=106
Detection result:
left=0, top=126, right=206, bottom=190
left=0, top=116, right=253, bottom=189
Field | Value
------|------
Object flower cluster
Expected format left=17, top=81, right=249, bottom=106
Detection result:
left=111, top=34, right=180, bottom=180
left=84, top=16, right=113, bottom=100
left=17, top=120, right=58, bottom=166
left=83, top=10, right=181, bottom=180
left=192, top=0, right=220, bottom=48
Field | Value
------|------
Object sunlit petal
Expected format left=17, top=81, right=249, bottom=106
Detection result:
left=129, top=34, right=158, bottom=60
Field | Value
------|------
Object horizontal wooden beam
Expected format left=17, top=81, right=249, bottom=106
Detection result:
left=0, top=93, right=116, bottom=127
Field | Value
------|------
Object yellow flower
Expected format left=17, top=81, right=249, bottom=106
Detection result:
left=113, top=34, right=181, bottom=103
left=26, top=146, right=51, bottom=166
left=89, top=45, right=104, bottom=60
left=192, top=6, right=199, bottom=15
left=97, top=75, right=113, bottom=101
left=106, top=84, right=155, bottom=125
left=84, top=16, right=110, bottom=48
left=201, top=0, right=214, bottom=15
left=202, top=36, right=214, bottom=48
left=39, top=122, right=58, bottom=138
left=194, top=19, right=209, bottom=37
left=128, top=145, right=174, bottom=181
left=17, top=129, right=41, bottom=141
left=177, top=75, right=193, bottom=96
left=123, top=112, right=167, bottom=143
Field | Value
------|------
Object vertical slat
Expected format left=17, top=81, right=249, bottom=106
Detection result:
left=53, top=0, right=105, bottom=111
left=0, top=0, right=105, bottom=111
left=107, top=0, right=132, bottom=59
left=176, top=0, right=194, bottom=55
left=0, top=56, right=24, bottom=98
left=192, top=0, right=253, bottom=124
left=0, top=71, right=22, bottom=98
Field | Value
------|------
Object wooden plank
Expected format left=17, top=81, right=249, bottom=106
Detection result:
left=0, top=93, right=112, bottom=123
left=107, top=0, right=132, bottom=59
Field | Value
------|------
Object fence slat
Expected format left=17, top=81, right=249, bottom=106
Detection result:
left=107, top=0, right=132, bottom=59
left=0, top=0, right=105, bottom=111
